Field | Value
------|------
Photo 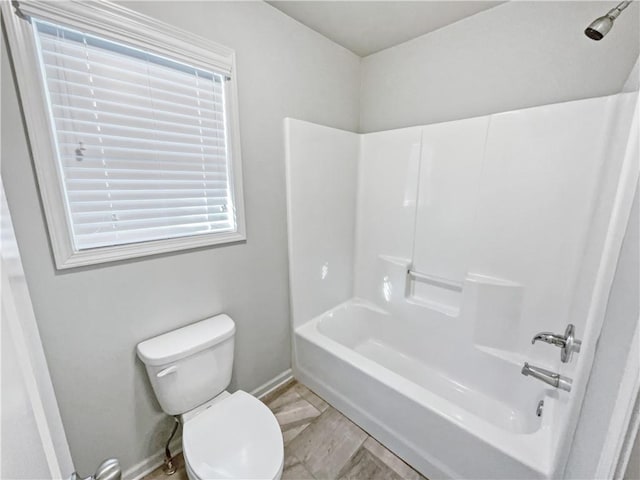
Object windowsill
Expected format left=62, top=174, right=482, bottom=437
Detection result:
left=56, top=230, right=246, bottom=269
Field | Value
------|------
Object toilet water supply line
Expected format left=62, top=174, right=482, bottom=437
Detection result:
left=163, top=416, right=181, bottom=475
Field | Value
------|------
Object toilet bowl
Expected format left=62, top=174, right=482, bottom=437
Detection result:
left=137, top=315, right=284, bottom=480
left=182, top=391, right=283, bottom=480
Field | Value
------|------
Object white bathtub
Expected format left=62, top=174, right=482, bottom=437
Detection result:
left=294, top=298, right=559, bottom=479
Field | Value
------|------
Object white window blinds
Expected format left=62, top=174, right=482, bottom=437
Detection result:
left=32, top=19, right=236, bottom=251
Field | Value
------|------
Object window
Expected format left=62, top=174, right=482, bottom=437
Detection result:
left=3, top=1, right=245, bottom=268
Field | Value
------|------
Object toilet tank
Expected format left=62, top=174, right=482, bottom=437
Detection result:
left=137, top=314, right=235, bottom=416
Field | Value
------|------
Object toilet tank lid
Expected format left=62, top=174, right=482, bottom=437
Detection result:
left=137, top=314, right=235, bottom=366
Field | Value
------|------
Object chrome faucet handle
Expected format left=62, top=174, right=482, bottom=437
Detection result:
left=561, top=324, right=581, bottom=363
left=531, top=324, right=581, bottom=363
left=531, top=332, right=566, bottom=347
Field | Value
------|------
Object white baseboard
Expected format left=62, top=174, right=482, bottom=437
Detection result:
left=123, top=369, right=293, bottom=480
left=123, top=436, right=182, bottom=480
left=251, top=368, right=293, bottom=399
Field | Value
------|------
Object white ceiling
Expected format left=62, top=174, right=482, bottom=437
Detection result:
left=267, top=1, right=505, bottom=57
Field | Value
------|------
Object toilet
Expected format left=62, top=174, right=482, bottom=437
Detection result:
left=136, top=314, right=284, bottom=480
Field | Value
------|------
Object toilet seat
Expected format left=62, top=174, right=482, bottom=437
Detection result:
left=182, top=391, right=284, bottom=480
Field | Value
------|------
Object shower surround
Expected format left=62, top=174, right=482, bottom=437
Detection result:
left=285, top=93, right=638, bottom=479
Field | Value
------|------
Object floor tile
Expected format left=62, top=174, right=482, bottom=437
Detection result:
left=261, top=379, right=297, bottom=406
left=287, top=407, right=368, bottom=479
left=363, top=437, right=424, bottom=480
left=266, top=384, right=300, bottom=411
left=294, top=383, right=330, bottom=413
left=272, top=396, right=321, bottom=429
left=282, top=446, right=315, bottom=480
left=262, top=381, right=320, bottom=446
left=338, top=446, right=404, bottom=480
left=268, top=383, right=322, bottom=446
left=282, top=422, right=311, bottom=445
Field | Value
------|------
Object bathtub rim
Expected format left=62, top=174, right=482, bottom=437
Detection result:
left=295, top=297, right=558, bottom=478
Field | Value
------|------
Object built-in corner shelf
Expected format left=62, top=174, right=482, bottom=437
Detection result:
left=406, top=269, right=462, bottom=317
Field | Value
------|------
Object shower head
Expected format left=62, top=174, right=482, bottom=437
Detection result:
left=585, top=1, right=631, bottom=40
left=585, top=15, right=614, bottom=40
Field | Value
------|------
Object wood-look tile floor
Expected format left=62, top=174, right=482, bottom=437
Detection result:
left=144, top=380, right=425, bottom=480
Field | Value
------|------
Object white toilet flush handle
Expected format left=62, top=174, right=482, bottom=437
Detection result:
left=156, top=366, right=177, bottom=378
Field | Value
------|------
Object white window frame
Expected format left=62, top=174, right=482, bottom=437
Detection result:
left=1, top=0, right=246, bottom=269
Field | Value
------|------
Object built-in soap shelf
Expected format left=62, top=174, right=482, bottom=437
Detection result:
left=406, top=269, right=462, bottom=316
left=374, top=255, right=463, bottom=316
left=376, top=257, right=524, bottom=336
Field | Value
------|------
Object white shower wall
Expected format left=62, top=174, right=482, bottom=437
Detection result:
left=287, top=93, right=637, bottom=347
left=284, top=119, right=359, bottom=328
left=353, top=127, right=422, bottom=305
left=354, top=94, right=634, bottom=345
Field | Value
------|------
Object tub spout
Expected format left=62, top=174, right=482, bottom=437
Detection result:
left=521, top=362, right=572, bottom=392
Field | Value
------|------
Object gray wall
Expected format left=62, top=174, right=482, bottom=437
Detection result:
left=360, top=1, right=640, bottom=132
left=1, top=1, right=359, bottom=474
